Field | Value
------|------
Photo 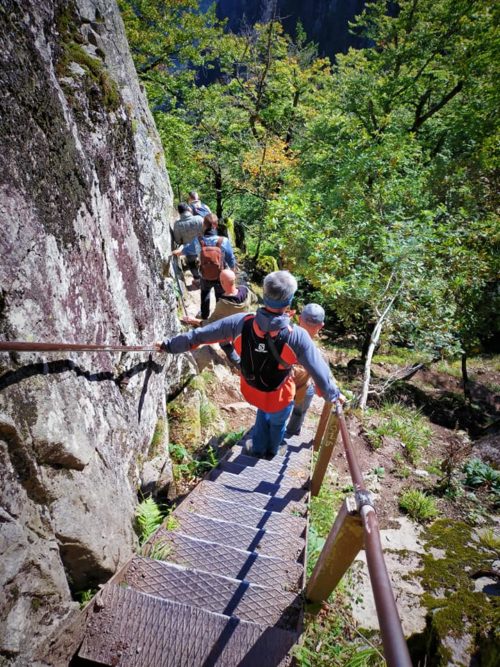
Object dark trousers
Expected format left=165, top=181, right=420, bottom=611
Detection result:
left=184, top=255, right=201, bottom=280
left=200, top=278, right=224, bottom=319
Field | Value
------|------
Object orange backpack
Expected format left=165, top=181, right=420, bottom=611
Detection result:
left=198, top=237, right=224, bottom=281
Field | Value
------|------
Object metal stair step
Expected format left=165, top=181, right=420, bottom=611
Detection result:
left=119, top=556, right=302, bottom=630
left=226, top=451, right=311, bottom=478
left=171, top=509, right=305, bottom=562
left=209, top=469, right=309, bottom=503
left=237, top=429, right=314, bottom=451
left=214, top=461, right=307, bottom=490
left=146, top=529, right=304, bottom=592
left=231, top=442, right=312, bottom=464
left=195, top=480, right=308, bottom=516
left=185, top=492, right=307, bottom=537
left=78, top=584, right=297, bottom=666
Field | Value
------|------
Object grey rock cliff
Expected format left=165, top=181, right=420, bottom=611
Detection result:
left=0, top=0, right=182, bottom=661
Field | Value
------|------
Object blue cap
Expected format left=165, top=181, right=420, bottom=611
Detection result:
left=301, top=304, right=325, bottom=325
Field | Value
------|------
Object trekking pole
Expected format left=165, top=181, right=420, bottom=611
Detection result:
left=171, top=253, right=189, bottom=317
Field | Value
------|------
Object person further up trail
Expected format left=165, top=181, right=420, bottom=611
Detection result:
left=181, top=268, right=257, bottom=369
left=286, top=303, right=341, bottom=438
left=188, top=190, right=211, bottom=219
left=155, top=270, right=343, bottom=459
left=172, top=202, right=203, bottom=283
left=172, top=214, right=236, bottom=320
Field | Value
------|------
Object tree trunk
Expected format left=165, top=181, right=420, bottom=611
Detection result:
left=214, top=167, right=223, bottom=220
left=359, top=295, right=397, bottom=410
left=462, top=352, right=470, bottom=401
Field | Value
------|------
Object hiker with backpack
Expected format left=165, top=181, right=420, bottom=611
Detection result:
left=172, top=202, right=203, bottom=284
left=155, top=271, right=343, bottom=459
left=172, top=213, right=236, bottom=320
left=188, top=191, right=211, bottom=219
left=181, top=268, right=257, bottom=369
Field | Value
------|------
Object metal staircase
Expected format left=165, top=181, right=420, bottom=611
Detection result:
left=70, top=434, right=313, bottom=666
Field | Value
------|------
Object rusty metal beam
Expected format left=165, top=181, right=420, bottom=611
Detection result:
left=310, top=408, right=339, bottom=496
left=305, top=497, right=363, bottom=602
left=0, top=341, right=157, bottom=352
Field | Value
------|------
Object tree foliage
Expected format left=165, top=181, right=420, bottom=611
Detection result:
left=120, top=0, right=499, bottom=365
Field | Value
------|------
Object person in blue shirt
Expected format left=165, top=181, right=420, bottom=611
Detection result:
left=172, top=214, right=236, bottom=319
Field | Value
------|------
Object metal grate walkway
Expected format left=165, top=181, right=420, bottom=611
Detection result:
left=65, top=433, right=314, bottom=666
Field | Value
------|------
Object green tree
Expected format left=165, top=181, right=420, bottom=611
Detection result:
left=268, top=0, right=499, bottom=404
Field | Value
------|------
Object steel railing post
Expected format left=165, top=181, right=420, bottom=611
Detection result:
left=311, top=407, right=339, bottom=496
left=312, top=400, right=332, bottom=451
left=305, top=497, right=363, bottom=602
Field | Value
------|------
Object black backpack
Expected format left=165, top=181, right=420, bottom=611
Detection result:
left=240, top=315, right=293, bottom=392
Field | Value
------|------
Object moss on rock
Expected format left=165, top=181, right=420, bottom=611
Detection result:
left=408, top=519, right=500, bottom=666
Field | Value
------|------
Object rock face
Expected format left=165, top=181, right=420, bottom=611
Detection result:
left=0, top=0, right=183, bottom=661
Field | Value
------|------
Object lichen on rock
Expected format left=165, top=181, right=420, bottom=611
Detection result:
left=0, top=0, right=183, bottom=661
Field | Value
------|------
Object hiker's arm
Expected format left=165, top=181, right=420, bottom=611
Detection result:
left=157, top=313, right=246, bottom=353
left=173, top=225, right=182, bottom=245
left=223, top=241, right=236, bottom=269
left=179, top=238, right=199, bottom=257
left=292, top=328, right=341, bottom=402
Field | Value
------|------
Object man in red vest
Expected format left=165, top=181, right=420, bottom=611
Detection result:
left=156, top=271, right=342, bottom=458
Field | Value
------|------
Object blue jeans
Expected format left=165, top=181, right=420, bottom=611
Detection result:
left=200, top=278, right=224, bottom=319
left=286, top=383, right=315, bottom=436
left=251, top=403, right=294, bottom=457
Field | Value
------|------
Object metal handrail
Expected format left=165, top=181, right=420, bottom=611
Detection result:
left=312, top=402, right=412, bottom=667
left=336, top=403, right=411, bottom=666
left=0, top=341, right=157, bottom=353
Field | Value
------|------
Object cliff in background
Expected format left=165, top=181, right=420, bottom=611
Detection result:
left=0, top=0, right=183, bottom=661
left=216, top=0, right=368, bottom=58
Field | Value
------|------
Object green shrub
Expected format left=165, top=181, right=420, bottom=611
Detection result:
left=200, top=399, right=218, bottom=429
left=76, top=588, right=96, bottom=609
left=220, top=428, right=246, bottom=447
left=399, top=490, right=439, bottom=522
left=169, top=442, right=218, bottom=482
left=365, top=403, right=432, bottom=464
left=462, top=458, right=500, bottom=494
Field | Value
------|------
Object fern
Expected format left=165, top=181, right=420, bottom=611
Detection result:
left=136, top=496, right=163, bottom=544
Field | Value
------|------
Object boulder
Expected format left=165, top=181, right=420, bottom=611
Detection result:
left=0, top=0, right=185, bottom=660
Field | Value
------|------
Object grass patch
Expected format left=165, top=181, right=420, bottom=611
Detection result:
left=149, top=417, right=166, bottom=457
left=399, top=489, right=438, bottom=522
left=200, top=399, right=218, bottom=430
left=146, top=539, right=172, bottom=561
left=364, top=402, right=432, bottom=464
left=57, top=41, right=120, bottom=110
left=220, top=428, right=247, bottom=447
left=373, top=347, right=431, bottom=366
left=435, top=359, right=462, bottom=378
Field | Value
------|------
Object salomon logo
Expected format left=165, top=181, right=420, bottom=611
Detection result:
left=255, top=343, right=267, bottom=353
